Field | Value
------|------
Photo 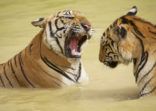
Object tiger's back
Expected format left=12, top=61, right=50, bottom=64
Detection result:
left=0, top=31, right=68, bottom=88
left=0, top=33, right=67, bottom=88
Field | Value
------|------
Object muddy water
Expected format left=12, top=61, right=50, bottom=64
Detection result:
left=0, top=0, right=156, bottom=110
left=0, top=36, right=140, bottom=111
left=0, top=38, right=145, bottom=111
left=0, top=28, right=155, bottom=111
left=0, top=63, right=155, bottom=111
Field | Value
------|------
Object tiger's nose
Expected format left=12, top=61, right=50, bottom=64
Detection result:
left=81, top=23, right=91, bottom=32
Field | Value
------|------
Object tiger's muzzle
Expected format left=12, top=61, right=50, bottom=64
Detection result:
left=65, top=25, right=92, bottom=58
left=99, top=54, right=119, bottom=68
left=99, top=45, right=119, bottom=68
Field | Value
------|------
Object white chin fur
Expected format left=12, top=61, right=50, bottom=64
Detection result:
left=88, top=28, right=95, bottom=37
left=119, top=48, right=132, bottom=64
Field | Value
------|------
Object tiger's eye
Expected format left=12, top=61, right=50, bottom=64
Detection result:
left=119, top=27, right=127, bottom=38
left=116, top=27, right=127, bottom=39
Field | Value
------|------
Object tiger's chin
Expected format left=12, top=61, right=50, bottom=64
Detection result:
left=65, top=32, right=88, bottom=58
left=104, top=61, right=119, bottom=68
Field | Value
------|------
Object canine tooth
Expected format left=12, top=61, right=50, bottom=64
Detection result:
left=71, top=49, right=81, bottom=56
left=71, top=49, right=76, bottom=55
left=76, top=52, right=81, bottom=56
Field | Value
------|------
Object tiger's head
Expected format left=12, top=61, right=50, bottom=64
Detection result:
left=99, top=6, right=142, bottom=68
left=32, top=10, right=93, bottom=58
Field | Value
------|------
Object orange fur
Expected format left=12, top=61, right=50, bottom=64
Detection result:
left=0, top=10, right=92, bottom=88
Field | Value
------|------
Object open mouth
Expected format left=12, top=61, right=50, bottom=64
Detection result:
left=104, top=61, right=118, bottom=68
left=65, top=32, right=88, bottom=58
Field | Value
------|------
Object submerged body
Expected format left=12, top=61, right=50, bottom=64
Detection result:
left=0, top=10, right=92, bottom=88
left=99, top=6, right=156, bottom=96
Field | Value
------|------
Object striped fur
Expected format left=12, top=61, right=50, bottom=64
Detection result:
left=0, top=10, right=92, bottom=88
left=99, top=6, right=156, bottom=97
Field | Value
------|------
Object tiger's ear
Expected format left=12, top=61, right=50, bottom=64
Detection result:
left=31, top=17, right=46, bottom=28
left=126, top=6, right=137, bottom=16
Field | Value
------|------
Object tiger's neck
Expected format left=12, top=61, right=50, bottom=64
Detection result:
left=30, top=30, right=82, bottom=83
left=40, top=33, right=81, bottom=70
left=133, top=49, right=156, bottom=96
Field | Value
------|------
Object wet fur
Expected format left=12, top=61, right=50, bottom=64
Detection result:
left=99, top=10, right=156, bottom=96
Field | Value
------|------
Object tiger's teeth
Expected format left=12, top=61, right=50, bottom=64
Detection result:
left=71, top=49, right=81, bottom=56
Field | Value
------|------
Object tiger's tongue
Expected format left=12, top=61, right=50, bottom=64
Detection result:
left=69, top=38, right=81, bottom=56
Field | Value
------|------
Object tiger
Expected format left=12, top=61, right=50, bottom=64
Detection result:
left=99, top=6, right=156, bottom=97
left=0, top=10, right=93, bottom=88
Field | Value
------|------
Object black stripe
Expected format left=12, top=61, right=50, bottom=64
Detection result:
left=140, top=76, right=154, bottom=95
left=135, top=32, right=144, bottom=58
left=121, top=17, right=145, bottom=38
left=55, top=38, right=64, bottom=54
left=37, top=64, right=65, bottom=86
left=132, top=22, right=145, bottom=38
left=39, top=35, right=78, bottom=84
left=41, top=56, right=76, bottom=83
left=133, top=58, right=137, bottom=66
left=38, top=37, right=72, bottom=85
left=48, top=21, right=64, bottom=54
left=138, top=62, right=156, bottom=84
left=18, top=52, right=35, bottom=88
left=135, top=52, right=148, bottom=82
left=54, top=19, right=66, bottom=37
left=29, top=44, right=33, bottom=55
left=114, top=55, right=118, bottom=60
left=149, top=30, right=156, bottom=35
left=133, top=17, right=155, bottom=28
left=3, top=65, right=13, bottom=87
left=108, top=52, right=116, bottom=56
left=0, top=75, right=5, bottom=87
left=55, top=33, right=62, bottom=38
left=55, top=19, right=65, bottom=31
left=48, top=21, right=54, bottom=37
left=103, top=32, right=105, bottom=36
left=56, top=11, right=61, bottom=17
left=117, top=43, right=120, bottom=54
left=111, top=41, right=115, bottom=47
left=106, top=28, right=110, bottom=33
left=68, top=10, right=71, bottom=15
left=10, top=60, right=21, bottom=85
left=76, top=63, right=81, bottom=82
left=54, top=19, right=65, bottom=38
left=60, top=19, right=66, bottom=25
left=120, top=17, right=129, bottom=24
left=132, top=31, right=147, bottom=82
left=105, top=44, right=113, bottom=52
left=48, top=21, right=64, bottom=37
left=140, top=87, right=156, bottom=97
left=148, top=28, right=156, bottom=40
